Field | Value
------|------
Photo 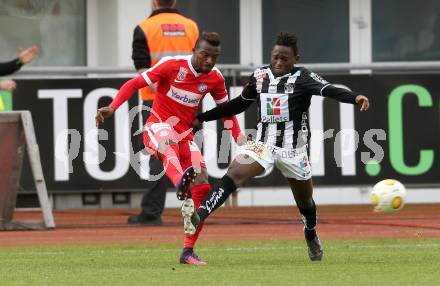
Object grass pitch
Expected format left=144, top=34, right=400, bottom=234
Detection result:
left=1, top=239, right=439, bottom=286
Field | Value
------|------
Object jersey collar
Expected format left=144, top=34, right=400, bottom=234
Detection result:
left=149, top=8, right=180, bottom=18
left=268, top=66, right=298, bottom=80
left=187, top=56, right=201, bottom=78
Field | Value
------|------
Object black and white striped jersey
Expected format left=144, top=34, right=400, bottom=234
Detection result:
left=242, top=66, right=359, bottom=149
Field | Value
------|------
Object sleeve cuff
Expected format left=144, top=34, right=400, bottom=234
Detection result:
left=214, top=96, right=228, bottom=104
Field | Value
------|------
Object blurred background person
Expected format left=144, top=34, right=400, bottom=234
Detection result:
left=128, top=0, right=199, bottom=225
left=0, top=46, right=39, bottom=92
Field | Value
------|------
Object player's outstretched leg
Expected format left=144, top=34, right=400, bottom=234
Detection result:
left=299, top=199, right=323, bottom=261
left=180, top=183, right=210, bottom=265
left=181, top=175, right=237, bottom=235
left=288, top=178, right=323, bottom=261
left=179, top=247, right=206, bottom=265
left=181, top=198, right=200, bottom=235
left=176, top=166, right=197, bottom=200
left=304, top=227, right=323, bottom=261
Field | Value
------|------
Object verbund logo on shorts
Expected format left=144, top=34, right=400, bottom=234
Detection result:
left=167, top=86, right=202, bottom=107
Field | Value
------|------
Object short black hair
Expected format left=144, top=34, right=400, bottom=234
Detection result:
left=156, top=0, right=175, bottom=7
left=275, top=32, right=298, bottom=55
left=195, top=32, right=221, bottom=49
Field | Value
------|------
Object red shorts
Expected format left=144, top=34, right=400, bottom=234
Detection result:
left=143, top=121, right=206, bottom=170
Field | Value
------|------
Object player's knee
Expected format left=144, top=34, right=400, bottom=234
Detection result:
left=226, top=166, right=248, bottom=188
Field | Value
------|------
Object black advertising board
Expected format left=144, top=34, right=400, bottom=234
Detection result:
left=10, top=74, right=440, bottom=191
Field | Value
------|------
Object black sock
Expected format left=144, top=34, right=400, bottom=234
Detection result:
left=181, top=247, right=193, bottom=256
left=298, top=199, right=317, bottom=234
left=304, top=228, right=316, bottom=241
left=197, top=175, right=237, bottom=221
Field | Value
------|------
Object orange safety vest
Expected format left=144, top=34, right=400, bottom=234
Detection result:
left=138, top=12, right=199, bottom=100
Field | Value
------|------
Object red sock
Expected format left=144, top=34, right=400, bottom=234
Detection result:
left=160, top=144, right=183, bottom=186
left=183, top=183, right=210, bottom=248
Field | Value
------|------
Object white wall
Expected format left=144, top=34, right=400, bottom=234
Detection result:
left=240, top=0, right=262, bottom=66
left=87, top=0, right=151, bottom=67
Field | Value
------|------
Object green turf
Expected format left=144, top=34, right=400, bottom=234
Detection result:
left=1, top=239, right=439, bottom=286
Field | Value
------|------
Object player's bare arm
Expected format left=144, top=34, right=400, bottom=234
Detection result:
left=355, top=95, right=370, bottom=111
left=95, top=106, right=114, bottom=127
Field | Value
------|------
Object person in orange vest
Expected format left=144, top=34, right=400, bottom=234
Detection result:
left=128, top=0, right=199, bottom=226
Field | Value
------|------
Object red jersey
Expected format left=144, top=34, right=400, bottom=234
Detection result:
left=109, top=55, right=241, bottom=140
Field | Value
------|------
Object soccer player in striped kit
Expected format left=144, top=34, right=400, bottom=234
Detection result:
left=181, top=32, right=370, bottom=261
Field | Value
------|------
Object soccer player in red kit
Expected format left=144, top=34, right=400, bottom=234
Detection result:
left=95, top=32, right=242, bottom=265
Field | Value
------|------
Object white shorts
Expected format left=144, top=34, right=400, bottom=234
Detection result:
left=236, top=141, right=312, bottom=180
